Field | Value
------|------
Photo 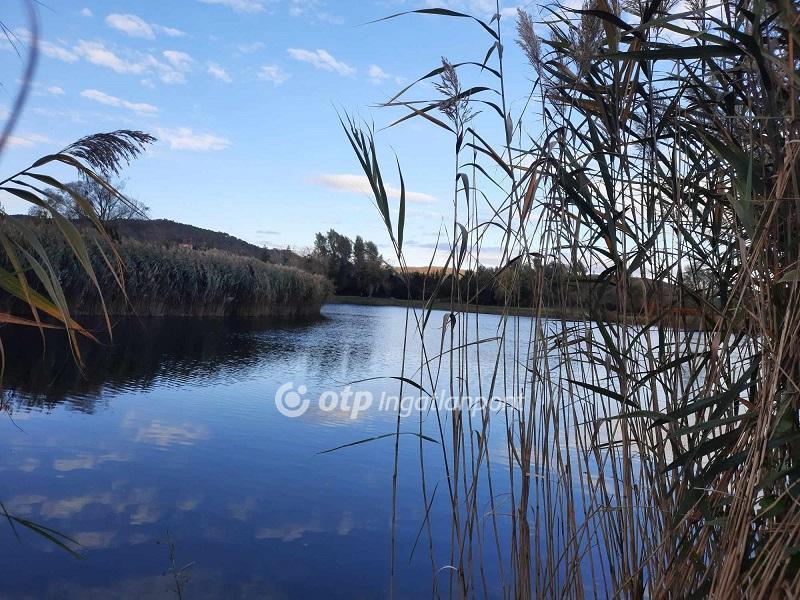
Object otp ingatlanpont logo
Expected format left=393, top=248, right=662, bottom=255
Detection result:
left=274, top=382, right=310, bottom=417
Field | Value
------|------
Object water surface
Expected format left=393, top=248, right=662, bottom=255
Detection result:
left=0, top=304, right=523, bottom=599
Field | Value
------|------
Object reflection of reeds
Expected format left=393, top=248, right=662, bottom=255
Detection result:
left=347, top=1, right=799, bottom=597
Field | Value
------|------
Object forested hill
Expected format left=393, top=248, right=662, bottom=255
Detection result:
left=110, top=219, right=293, bottom=262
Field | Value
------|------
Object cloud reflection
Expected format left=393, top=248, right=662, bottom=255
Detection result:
left=73, top=530, right=116, bottom=550
left=53, top=453, right=128, bottom=472
left=134, top=421, right=209, bottom=448
left=254, top=510, right=357, bottom=542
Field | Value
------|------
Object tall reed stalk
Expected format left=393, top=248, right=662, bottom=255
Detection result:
left=347, top=1, right=799, bottom=596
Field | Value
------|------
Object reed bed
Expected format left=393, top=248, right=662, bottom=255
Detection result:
left=10, top=230, right=334, bottom=318
left=347, top=1, right=800, bottom=597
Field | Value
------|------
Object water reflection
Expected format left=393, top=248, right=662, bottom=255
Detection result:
left=1, top=316, right=328, bottom=412
left=0, top=304, right=716, bottom=598
left=0, top=305, right=468, bottom=599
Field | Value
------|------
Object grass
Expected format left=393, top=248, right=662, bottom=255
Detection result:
left=342, top=1, right=800, bottom=597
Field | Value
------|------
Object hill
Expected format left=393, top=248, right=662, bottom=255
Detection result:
left=13, top=216, right=322, bottom=273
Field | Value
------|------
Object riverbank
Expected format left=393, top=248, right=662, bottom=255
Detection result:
left=329, top=295, right=712, bottom=329
left=328, top=295, right=588, bottom=319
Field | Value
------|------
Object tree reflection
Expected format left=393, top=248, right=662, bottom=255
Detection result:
left=1, top=316, right=323, bottom=412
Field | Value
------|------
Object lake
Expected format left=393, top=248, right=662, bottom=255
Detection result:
left=0, top=304, right=533, bottom=599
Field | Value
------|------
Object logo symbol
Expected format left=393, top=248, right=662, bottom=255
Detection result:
left=274, top=382, right=310, bottom=417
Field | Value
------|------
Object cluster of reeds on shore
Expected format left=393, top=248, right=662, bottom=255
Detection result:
left=9, top=227, right=333, bottom=318
left=343, top=1, right=800, bottom=597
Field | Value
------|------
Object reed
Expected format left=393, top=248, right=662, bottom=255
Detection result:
left=347, top=1, right=800, bottom=597
left=3, top=227, right=333, bottom=318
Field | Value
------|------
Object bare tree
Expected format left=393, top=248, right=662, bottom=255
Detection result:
left=35, top=176, right=149, bottom=222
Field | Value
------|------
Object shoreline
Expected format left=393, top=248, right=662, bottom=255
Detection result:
left=327, top=295, right=588, bottom=319
left=327, top=296, right=711, bottom=330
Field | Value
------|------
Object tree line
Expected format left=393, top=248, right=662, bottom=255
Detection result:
left=310, top=229, right=594, bottom=309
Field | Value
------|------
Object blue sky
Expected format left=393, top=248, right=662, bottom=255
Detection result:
left=0, top=0, right=537, bottom=265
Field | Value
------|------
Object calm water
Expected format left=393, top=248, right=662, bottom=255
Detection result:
left=0, top=304, right=525, bottom=599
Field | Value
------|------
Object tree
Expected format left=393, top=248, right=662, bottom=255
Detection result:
left=683, top=263, right=715, bottom=295
left=313, top=232, right=329, bottom=259
left=312, top=229, right=353, bottom=290
left=353, top=235, right=366, bottom=278
left=327, top=230, right=353, bottom=279
left=311, top=230, right=386, bottom=295
left=360, top=240, right=385, bottom=296
left=37, top=176, right=149, bottom=222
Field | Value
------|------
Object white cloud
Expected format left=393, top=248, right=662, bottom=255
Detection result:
left=198, top=0, right=265, bottom=13
left=435, top=0, right=500, bottom=16
left=106, top=14, right=187, bottom=39
left=368, top=64, right=389, bottom=84
left=163, top=50, right=193, bottom=70
left=258, top=64, right=289, bottom=85
left=207, top=62, right=232, bottom=82
left=500, top=6, right=521, bottom=17
left=71, top=42, right=191, bottom=84
left=39, top=40, right=79, bottom=62
left=5, top=31, right=187, bottom=86
left=80, top=8, right=93, bottom=17
left=156, top=50, right=193, bottom=83
left=289, top=0, right=312, bottom=16
left=7, top=133, right=55, bottom=148
left=0, top=29, right=77, bottom=62
left=81, top=89, right=159, bottom=115
left=312, top=173, right=437, bottom=203
left=287, top=48, right=354, bottom=76
left=237, top=41, right=265, bottom=54
left=46, top=85, right=65, bottom=96
left=157, top=127, right=231, bottom=151
left=74, top=40, right=144, bottom=74
left=288, top=0, right=343, bottom=23
left=106, top=14, right=155, bottom=39
left=156, top=25, right=187, bottom=37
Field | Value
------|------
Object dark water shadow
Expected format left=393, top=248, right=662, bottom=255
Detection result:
left=0, top=315, right=325, bottom=412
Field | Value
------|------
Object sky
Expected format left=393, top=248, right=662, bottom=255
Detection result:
left=0, top=0, right=538, bottom=265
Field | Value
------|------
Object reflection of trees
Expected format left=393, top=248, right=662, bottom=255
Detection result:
left=0, top=316, right=322, bottom=412
left=301, top=307, right=383, bottom=383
